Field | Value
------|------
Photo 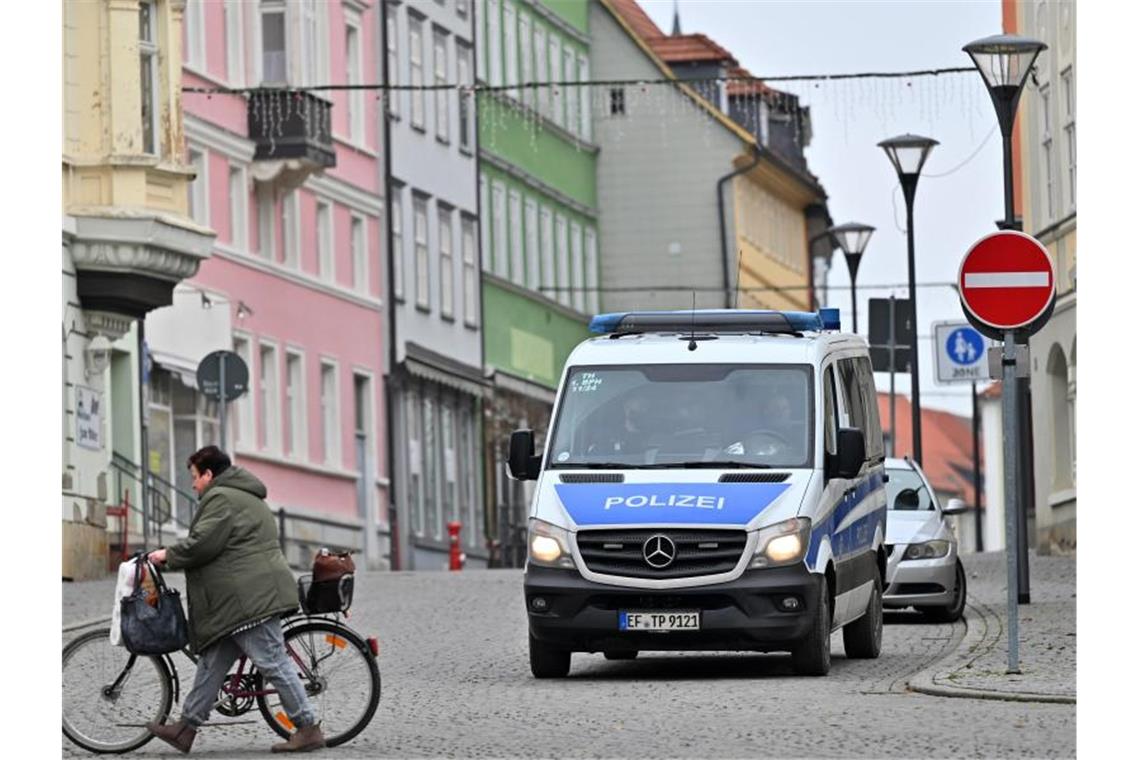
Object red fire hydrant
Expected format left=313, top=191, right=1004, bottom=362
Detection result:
left=447, top=521, right=466, bottom=571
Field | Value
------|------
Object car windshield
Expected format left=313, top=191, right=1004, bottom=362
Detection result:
left=547, top=364, right=813, bottom=469
left=886, top=467, right=936, bottom=511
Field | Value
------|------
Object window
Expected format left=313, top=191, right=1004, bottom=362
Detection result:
left=1040, top=84, right=1055, bottom=220
left=409, top=15, right=425, bottom=129
left=570, top=220, right=583, bottom=311
left=503, top=3, right=517, bottom=97
left=518, top=12, right=532, bottom=108
left=856, top=357, right=883, bottom=462
left=423, top=394, right=439, bottom=539
left=564, top=47, right=578, bottom=135
left=300, top=0, right=328, bottom=87
left=391, top=187, right=404, bottom=301
left=228, top=165, right=247, bottom=250
left=316, top=201, right=333, bottom=281
left=548, top=35, right=563, bottom=127
left=524, top=198, right=539, bottom=291
left=407, top=387, right=424, bottom=535
left=441, top=404, right=457, bottom=528
left=352, top=215, right=367, bottom=293
left=386, top=5, right=400, bottom=118
left=540, top=205, right=554, bottom=297
left=321, top=362, right=340, bottom=465
left=188, top=149, right=208, bottom=225
left=823, top=366, right=837, bottom=456
left=413, top=195, right=430, bottom=308
left=457, top=43, right=473, bottom=152
left=434, top=29, right=449, bottom=142
left=488, top=0, right=502, bottom=87
left=479, top=174, right=490, bottom=273
left=475, top=0, right=485, bottom=80
left=1061, top=67, right=1075, bottom=210
left=256, top=181, right=274, bottom=259
left=610, top=88, right=625, bottom=116
left=184, top=0, right=205, bottom=68
left=509, top=190, right=524, bottom=286
left=282, top=190, right=300, bottom=267
left=492, top=182, right=508, bottom=278
left=534, top=24, right=548, bottom=118
left=584, top=227, right=598, bottom=313
left=439, top=207, right=454, bottom=318
left=285, top=352, right=306, bottom=459
left=224, top=0, right=244, bottom=86
left=461, top=215, right=478, bottom=326
left=346, top=20, right=364, bottom=143
left=260, top=1, right=287, bottom=83
left=139, top=1, right=159, bottom=154
left=259, top=343, right=280, bottom=452
left=458, top=406, right=479, bottom=548
left=578, top=54, right=591, bottom=140
left=233, top=335, right=254, bottom=446
left=555, top=213, right=569, bottom=306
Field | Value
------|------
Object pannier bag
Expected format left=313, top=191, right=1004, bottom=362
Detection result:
left=298, top=548, right=356, bottom=614
left=120, top=557, right=189, bottom=655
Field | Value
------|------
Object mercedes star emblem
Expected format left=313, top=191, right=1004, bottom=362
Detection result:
left=643, top=534, right=677, bottom=569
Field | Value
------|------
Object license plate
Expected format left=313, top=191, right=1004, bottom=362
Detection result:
left=619, top=611, right=700, bottom=631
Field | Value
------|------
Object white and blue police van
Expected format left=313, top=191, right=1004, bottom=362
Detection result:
left=507, top=309, right=887, bottom=677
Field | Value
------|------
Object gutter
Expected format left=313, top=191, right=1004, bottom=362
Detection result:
left=716, top=144, right=763, bottom=308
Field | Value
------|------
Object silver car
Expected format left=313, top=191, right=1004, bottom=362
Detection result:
left=883, top=457, right=968, bottom=621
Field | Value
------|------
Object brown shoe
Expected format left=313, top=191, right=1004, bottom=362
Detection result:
left=146, top=719, right=197, bottom=753
left=271, top=722, right=326, bottom=753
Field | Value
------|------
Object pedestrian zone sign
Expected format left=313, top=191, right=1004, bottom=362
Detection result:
left=933, top=321, right=987, bottom=384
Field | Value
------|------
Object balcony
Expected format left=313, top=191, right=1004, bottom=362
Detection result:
left=247, top=89, right=336, bottom=188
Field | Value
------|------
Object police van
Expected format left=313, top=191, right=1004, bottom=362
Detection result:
left=507, top=309, right=887, bottom=677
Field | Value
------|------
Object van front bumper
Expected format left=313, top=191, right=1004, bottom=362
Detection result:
left=524, top=564, right=822, bottom=653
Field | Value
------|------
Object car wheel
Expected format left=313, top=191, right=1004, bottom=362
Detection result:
left=529, top=633, right=571, bottom=678
left=842, top=574, right=883, bottom=659
left=791, top=574, right=831, bottom=676
left=603, top=651, right=638, bottom=660
left=920, top=559, right=967, bottom=623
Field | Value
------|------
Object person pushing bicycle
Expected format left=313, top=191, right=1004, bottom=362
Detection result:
left=146, top=445, right=326, bottom=754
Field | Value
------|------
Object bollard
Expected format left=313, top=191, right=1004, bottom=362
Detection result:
left=447, top=521, right=465, bottom=571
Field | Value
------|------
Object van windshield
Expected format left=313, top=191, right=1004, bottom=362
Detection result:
left=547, top=364, right=813, bottom=469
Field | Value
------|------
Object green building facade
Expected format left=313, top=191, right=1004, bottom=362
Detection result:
left=474, top=0, right=600, bottom=565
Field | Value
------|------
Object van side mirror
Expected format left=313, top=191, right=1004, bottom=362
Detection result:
left=943, top=498, right=968, bottom=516
left=507, top=429, right=542, bottom=481
left=832, top=427, right=866, bottom=480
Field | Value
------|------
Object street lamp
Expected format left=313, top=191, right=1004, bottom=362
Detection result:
left=828, top=222, right=875, bottom=333
left=878, top=133, right=938, bottom=467
left=963, top=34, right=1047, bottom=226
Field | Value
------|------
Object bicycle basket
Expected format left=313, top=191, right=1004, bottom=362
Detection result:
left=297, top=573, right=354, bottom=614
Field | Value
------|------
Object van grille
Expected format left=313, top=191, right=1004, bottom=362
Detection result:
left=576, top=529, right=748, bottom=579
left=718, top=472, right=790, bottom=483
left=559, top=473, right=625, bottom=483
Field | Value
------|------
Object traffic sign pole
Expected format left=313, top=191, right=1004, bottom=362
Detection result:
left=219, top=353, right=227, bottom=454
left=888, top=295, right=896, bottom=457
left=1002, top=330, right=1020, bottom=673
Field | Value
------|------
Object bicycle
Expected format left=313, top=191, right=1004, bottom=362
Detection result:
left=63, top=573, right=381, bottom=754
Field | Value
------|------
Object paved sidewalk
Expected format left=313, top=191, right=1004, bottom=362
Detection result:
left=909, top=550, right=1076, bottom=703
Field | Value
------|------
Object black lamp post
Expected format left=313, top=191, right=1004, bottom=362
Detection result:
left=878, top=133, right=937, bottom=466
left=828, top=222, right=875, bottom=333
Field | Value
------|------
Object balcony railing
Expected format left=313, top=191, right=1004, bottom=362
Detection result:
left=248, top=88, right=336, bottom=169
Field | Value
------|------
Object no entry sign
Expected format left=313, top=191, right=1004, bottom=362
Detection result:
left=958, top=230, right=1056, bottom=335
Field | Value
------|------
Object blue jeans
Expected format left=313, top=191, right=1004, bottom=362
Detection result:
left=180, top=618, right=316, bottom=729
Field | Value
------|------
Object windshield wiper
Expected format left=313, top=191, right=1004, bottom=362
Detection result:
left=548, top=462, right=631, bottom=469
left=637, top=460, right=772, bottom=469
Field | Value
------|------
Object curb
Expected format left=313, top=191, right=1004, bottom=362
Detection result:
left=908, top=667, right=1077, bottom=704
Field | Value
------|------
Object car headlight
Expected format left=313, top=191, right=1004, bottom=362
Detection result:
left=527, top=518, right=576, bottom=570
left=749, top=517, right=812, bottom=569
left=902, top=540, right=951, bottom=560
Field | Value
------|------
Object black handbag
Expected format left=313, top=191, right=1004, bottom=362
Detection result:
left=120, top=557, right=189, bottom=655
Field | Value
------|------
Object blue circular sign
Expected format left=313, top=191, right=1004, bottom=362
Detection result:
left=946, top=328, right=984, bottom=366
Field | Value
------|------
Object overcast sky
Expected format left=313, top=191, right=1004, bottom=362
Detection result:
left=642, top=0, right=1005, bottom=418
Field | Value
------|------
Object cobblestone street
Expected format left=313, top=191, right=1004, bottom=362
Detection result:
left=64, top=560, right=1075, bottom=758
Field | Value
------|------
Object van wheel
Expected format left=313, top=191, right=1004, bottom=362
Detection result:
left=791, top=575, right=831, bottom=676
left=529, top=633, right=571, bottom=678
left=604, top=651, right=638, bottom=660
left=920, top=559, right=967, bottom=623
left=842, top=575, right=883, bottom=659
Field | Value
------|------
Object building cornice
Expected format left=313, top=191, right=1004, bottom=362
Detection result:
left=483, top=89, right=600, bottom=155
left=482, top=271, right=590, bottom=323
left=306, top=172, right=386, bottom=217
left=184, top=115, right=256, bottom=163
left=212, top=242, right=384, bottom=311
left=518, top=0, right=590, bottom=46
left=478, top=150, right=597, bottom=219
left=1033, top=211, right=1077, bottom=244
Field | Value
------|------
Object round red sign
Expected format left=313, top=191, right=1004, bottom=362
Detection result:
left=958, top=230, right=1056, bottom=331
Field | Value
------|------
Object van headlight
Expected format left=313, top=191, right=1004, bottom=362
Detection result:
left=749, top=518, right=812, bottom=569
left=527, top=518, right=576, bottom=570
left=902, top=540, right=950, bottom=560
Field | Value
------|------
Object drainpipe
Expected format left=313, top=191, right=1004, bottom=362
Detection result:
left=716, top=144, right=763, bottom=308
left=380, top=0, right=400, bottom=571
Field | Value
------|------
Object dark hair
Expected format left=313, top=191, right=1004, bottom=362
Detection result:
left=187, top=446, right=231, bottom=478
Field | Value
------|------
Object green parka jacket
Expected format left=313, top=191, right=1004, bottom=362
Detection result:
left=164, top=466, right=298, bottom=652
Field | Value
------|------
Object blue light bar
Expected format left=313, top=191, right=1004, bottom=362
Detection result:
left=588, top=309, right=836, bottom=335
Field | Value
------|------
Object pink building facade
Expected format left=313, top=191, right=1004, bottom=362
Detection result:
left=143, top=0, right=391, bottom=567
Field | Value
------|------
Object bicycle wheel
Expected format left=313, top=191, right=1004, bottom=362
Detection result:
left=256, top=620, right=380, bottom=748
left=62, top=628, right=173, bottom=754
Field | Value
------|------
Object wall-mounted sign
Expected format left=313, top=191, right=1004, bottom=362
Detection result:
left=75, top=386, right=103, bottom=451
